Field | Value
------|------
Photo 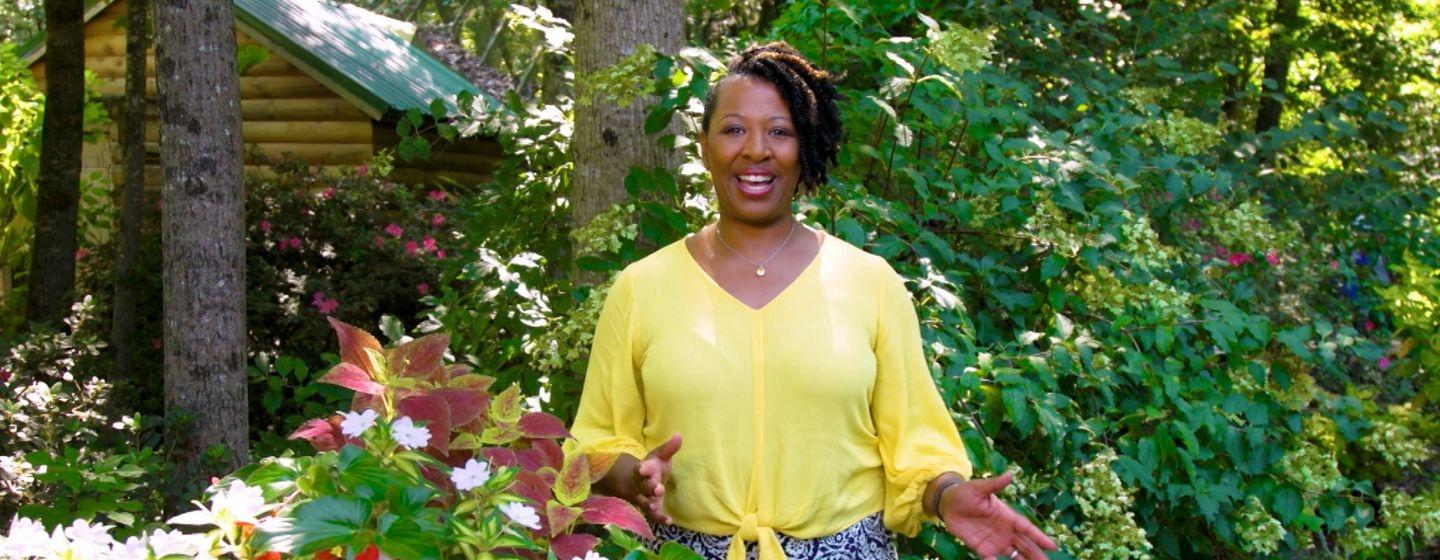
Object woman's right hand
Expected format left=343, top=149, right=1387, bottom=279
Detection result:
left=630, top=433, right=682, bottom=524
left=596, top=433, right=683, bottom=524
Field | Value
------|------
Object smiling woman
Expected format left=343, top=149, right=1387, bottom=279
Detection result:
left=570, top=42, right=1056, bottom=560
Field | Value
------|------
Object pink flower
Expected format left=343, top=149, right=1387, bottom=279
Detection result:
left=428, top=190, right=447, bottom=202
left=405, top=240, right=419, bottom=256
left=150, top=338, right=163, bottom=350
left=0, top=368, right=10, bottom=383
left=1265, top=250, right=1279, bottom=266
left=287, top=237, right=302, bottom=251
left=259, top=220, right=271, bottom=233
left=1186, top=218, right=1202, bottom=231
left=321, top=187, right=335, bottom=200
left=357, top=164, right=369, bottom=177
left=1379, top=356, right=1391, bottom=370
left=1227, top=252, right=1252, bottom=266
left=74, top=249, right=89, bottom=261
left=311, top=291, right=339, bottom=314
left=430, top=213, right=446, bottom=227
left=1330, top=260, right=1340, bottom=271
left=435, top=249, right=446, bottom=260
left=385, top=223, right=404, bottom=238
left=417, top=283, right=429, bottom=296
left=422, top=236, right=437, bottom=253
left=1364, top=320, right=1376, bottom=332
left=373, top=236, right=385, bottom=248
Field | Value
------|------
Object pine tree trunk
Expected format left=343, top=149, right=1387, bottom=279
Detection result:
left=27, top=0, right=85, bottom=327
left=153, top=0, right=249, bottom=507
left=570, top=0, right=682, bottom=283
left=112, top=0, right=149, bottom=381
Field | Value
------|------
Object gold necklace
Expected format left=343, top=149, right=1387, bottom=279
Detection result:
left=714, top=220, right=799, bottom=277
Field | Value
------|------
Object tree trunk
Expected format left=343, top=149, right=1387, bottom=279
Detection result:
left=153, top=0, right=249, bottom=507
left=26, top=0, right=85, bottom=327
left=1254, top=0, right=1298, bottom=135
left=570, top=0, right=682, bottom=283
left=112, top=0, right=149, bottom=381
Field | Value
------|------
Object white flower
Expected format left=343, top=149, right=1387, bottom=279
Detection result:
left=390, top=416, right=431, bottom=450
left=58, top=518, right=117, bottom=559
left=451, top=458, right=491, bottom=491
left=340, top=409, right=379, bottom=438
left=572, top=551, right=605, bottom=560
left=148, top=528, right=211, bottom=559
left=169, top=480, right=274, bottom=528
left=111, top=535, right=150, bottom=560
left=498, top=502, right=542, bottom=530
left=1, top=517, right=48, bottom=558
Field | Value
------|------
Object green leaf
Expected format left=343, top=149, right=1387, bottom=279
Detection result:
left=836, top=216, right=866, bottom=246
left=1040, top=254, right=1066, bottom=281
left=429, top=98, right=447, bottom=120
left=272, top=497, right=371, bottom=555
left=659, top=542, right=705, bottom=560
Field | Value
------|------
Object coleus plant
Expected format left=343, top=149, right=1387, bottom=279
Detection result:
left=253, top=317, right=669, bottom=560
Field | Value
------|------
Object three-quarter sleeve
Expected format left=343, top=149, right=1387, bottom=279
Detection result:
left=871, top=264, right=973, bottom=537
left=570, top=269, right=649, bottom=462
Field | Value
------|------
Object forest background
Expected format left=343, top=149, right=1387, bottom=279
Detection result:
left=2, top=0, right=1440, bottom=558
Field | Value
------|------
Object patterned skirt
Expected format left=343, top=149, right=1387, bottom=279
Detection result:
left=646, top=513, right=898, bottom=560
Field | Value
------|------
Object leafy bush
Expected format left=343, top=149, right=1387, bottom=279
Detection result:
left=0, top=318, right=693, bottom=560
left=0, top=298, right=165, bottom=532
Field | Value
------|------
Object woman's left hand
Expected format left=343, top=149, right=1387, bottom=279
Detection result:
left=937, top=472, right=1057, bottom=560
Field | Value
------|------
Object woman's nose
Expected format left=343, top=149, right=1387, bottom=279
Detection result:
left=741, top=131, right=770, bottom=160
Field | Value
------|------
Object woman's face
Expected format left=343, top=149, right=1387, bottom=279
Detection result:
left=699, top=76, right=801, bottom=226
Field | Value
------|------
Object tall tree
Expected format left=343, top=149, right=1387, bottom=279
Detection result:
left=111, top=0, right=148, bottom=380
left=26, top=0, right=84, bottom=326
left=1254, top=0, right=1299, bottom=135
left=152, top=0, right=249, bottom=505
left=570, top=0, right=683, bottom=281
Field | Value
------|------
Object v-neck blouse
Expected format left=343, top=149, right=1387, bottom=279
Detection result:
left=570, top=230, right=972, bottom=560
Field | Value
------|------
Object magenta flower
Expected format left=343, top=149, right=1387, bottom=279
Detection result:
left=287, top=237, right=302, bottom=251
left=1330, top=260, right=1340, bottom=271
left=385, top=223, right=404, bottom=238
left=0, top=368, right=10, bottom=382
left=417, top=283, right=429, bottom=296
left=1265, top=250, right=1279, bottom=266
left=150, top=338, right=163, bottom=350
left=357, top=164, right=369, bottom=177
left=1364, top=320, right=1376, bottom=332
left=428, top=190, right=447, bottom=202
left=259, top=220, right=271, bottom=233
left=1379, top=356, right=1391, bottom=370
left=311, top=291, right=339, bottom=314
left=75, top=249, right=89, bottom=261
left=423, top=236, right=437, bottom=253
left=435, top=249, right=446, bottom=260
left=405, top=240, right=419, bottom=256
left=431, top=213, right=446, bottom=227
left=321, top=187, right=335, bottom=200
left=1227, top=252, right=1252, bottom=266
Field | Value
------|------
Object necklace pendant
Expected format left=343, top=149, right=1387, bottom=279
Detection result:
left=755, top=267, right=766, bottom=277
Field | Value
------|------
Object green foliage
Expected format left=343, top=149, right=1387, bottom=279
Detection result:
left=0, top=44, right=42, bottom=331
left=0, top=298, right=166, bottom=533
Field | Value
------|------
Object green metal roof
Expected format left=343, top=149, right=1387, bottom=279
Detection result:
left=25, top=0, right=489, bottom=121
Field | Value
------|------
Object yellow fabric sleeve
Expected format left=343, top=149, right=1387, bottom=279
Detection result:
left=872, top=264, right=973, bottom=537
left=571, top=270, right=649, bottom=463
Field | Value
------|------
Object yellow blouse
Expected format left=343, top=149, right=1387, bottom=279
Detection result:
left=570, top=230, right=971, bottom=560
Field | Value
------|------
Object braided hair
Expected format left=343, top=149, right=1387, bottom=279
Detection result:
left=702, top=42, right=843, bottom=196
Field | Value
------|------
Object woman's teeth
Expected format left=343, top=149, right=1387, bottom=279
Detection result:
left=739, top=174, right=774, bottom=184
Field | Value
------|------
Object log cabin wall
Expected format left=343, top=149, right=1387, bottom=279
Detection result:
left=373, top=123, right=503, bottom=187
left=30, top=0, right=375, bottom=190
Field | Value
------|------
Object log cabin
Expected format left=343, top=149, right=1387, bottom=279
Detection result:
left=23, top=0, right=506, bottom=189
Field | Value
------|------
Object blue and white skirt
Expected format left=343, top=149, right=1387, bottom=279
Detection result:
left=647, top=513, right=898, bottom=560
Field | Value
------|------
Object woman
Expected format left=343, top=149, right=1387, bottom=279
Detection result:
left=571, top=42, right=1056, bottom=560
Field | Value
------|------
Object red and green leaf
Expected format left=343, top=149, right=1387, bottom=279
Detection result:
left=388, top=333, right=449, bottom=381
left=288, top=416, right=346, bottom=451
left=518, top=412, right=570, bottom=439
left=545, top=500, right=585, bottom=537
left=552, top=454, right=591, bottom=507
left=580, top=495, right=653, bottom=540
left=533, top=439, right=565, bottom=470
left=328, top=317, right=383, bottom=374
left=490, top=385, right=523, bottom=424
left=549, top=534, right=598, bottom=560
left=318, top=363, right=384, bottom=395
left=432, top=387, right=489, bottom=426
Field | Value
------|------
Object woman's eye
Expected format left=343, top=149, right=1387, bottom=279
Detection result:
left=770, top=128, right=793, bottom=137
left=724, top=126, right=743, bottom=134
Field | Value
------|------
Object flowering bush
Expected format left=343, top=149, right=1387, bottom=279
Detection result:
left=0, top=317, right=693, bottom=560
